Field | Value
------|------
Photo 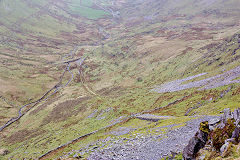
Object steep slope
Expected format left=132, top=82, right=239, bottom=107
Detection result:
left=34, top=31, right=240, bottom=160
left=0, top=0, right=111, bottom=127
left=0, top=0, right=239, bottom=159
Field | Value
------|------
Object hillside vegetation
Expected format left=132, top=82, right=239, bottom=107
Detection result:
left=0, top=0, right=239, bottom=159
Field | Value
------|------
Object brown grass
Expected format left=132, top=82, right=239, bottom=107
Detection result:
left=41, top=97, right=90, bottom=125
left=97, top=86, right=125, bottom=97
left=29, top=97, right=61, bottom=116
left=5, top=129, right=46, bottom=144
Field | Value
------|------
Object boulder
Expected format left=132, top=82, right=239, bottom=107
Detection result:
left=220, top=142, right=229, bottom=156
left=208, top=118, right=220, bottom=131
left=233, top=108, right=240, bottom=122
left=183, top=137, right=205, bottom=160
left=183, top=121, right=209, bottom=160
left=217, top=121, right=225, bottom=129
left=225, top=138, right=237, bottom=144
left=0, top=148, right=9, bottom=156
left=209, top=118, right=221, bottom=125
left=183, top=108, right=240, bottom=159
left=222, top=108, right=232, bottom=123
left=231, top=127, right=240, bottom=142
left=196, top=130, right=208, bottom=144
left=220, top=141, right=233, bottom=157
left=235, top=119, right=240, bottom=127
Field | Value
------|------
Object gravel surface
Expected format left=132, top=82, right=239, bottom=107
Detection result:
left=152, top=65, right=240, bottom=93
left=87, top=116, right=219, bottom=160
left=58, top=115, right=219, bottom=160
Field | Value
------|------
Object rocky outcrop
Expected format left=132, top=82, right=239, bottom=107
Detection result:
left=183, top=122, right=209, bottom=160
left=183, top=108, right=240, bottom=160
left=208, top=117, right=220, bottom=131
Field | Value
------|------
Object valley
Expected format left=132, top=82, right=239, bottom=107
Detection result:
left=0, top=0, right=239, bottom=159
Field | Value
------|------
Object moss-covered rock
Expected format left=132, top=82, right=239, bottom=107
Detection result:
left=210, top=119, right=236, bottom=150
left=200, top=121, right=210, bottom=134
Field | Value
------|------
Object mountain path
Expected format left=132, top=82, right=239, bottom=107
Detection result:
left=57, top=115, right=219, bottom=160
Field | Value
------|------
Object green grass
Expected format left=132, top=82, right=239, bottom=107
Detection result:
left=68, top=0, right=108, bottom=19
left=0, top=0, right=240, bottom=159
left=70, top=5, right=108, bottom=19
left=72, top=0, right=93, bottom=7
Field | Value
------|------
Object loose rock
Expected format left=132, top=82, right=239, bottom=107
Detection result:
left=222, top=108, right=232, bottom=123
left=220, top=142, right=230, bottom=156
left=208, top=118, right=220, bottom=131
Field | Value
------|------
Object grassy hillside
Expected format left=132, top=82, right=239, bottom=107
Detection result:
left=0, top=0, right=239, bottom=159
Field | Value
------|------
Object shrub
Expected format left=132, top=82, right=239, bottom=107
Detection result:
left=210, top=119, right=236, bottom=150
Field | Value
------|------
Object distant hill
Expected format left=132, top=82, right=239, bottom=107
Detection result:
left=0, top=0, right=239, bottom=159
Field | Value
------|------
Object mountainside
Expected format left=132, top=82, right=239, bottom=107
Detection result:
left=0, top=0, right=239, bottom=159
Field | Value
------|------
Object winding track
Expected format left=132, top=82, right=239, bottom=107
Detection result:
left=0, top=46, right=85, bottom=132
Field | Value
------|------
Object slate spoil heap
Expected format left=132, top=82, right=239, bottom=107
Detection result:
left=183, top=108, right=240, bottom=160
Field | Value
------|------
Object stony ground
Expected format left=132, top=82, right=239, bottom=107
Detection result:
left=57, top=115, right=219, bottom=160
left=152, top=65, right=240, bottom=93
